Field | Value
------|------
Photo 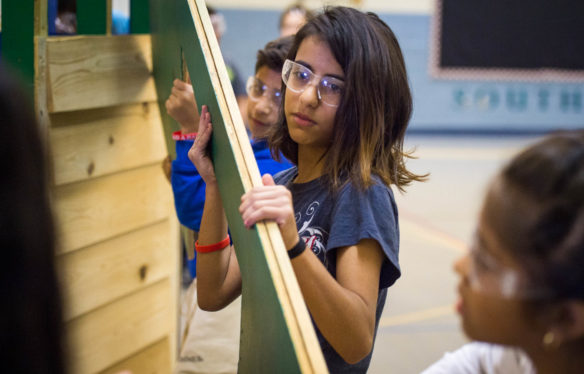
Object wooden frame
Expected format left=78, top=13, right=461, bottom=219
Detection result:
left=150, top=0, right=328, bottom=372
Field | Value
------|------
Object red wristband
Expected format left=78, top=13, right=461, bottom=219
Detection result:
left=172, top=130, right=197, bottom=141
left=195, top=235, right=230, bottom=253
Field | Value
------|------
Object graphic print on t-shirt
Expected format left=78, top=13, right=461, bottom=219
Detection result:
left=296, top=201, right=329, bottom=265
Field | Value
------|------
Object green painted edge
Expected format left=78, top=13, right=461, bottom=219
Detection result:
left=1, top=0, right=35, bottom=95
left=130, top=0, right=150, bottom=34
left=150, top=0, right=181, bottom=159
left=150, top=0, right=305, bottom=372
left=77, top=0, right=107, bottom=35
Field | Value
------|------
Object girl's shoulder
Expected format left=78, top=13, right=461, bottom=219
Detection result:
left=273, top=166, right=298, bottom=186
left=337, top=174, right=396, bottom=202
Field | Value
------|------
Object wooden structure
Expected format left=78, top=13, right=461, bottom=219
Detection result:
left=2, top=0, right=327, bottom=372
left=3, top=1, right=179, bottom=373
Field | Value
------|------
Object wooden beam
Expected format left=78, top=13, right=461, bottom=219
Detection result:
left=150, top=0, right=328, bottom=372
left=34, top=0, right=49, bottom=37
left=46, top=35, right=157, bottom=113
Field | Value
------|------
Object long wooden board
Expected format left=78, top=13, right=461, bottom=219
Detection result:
left=150, top=0, right=328, bottom=372
left=58, top=220, right=173, bottom=320
left=99, top=338, right=171, bottom=374
left=66, top=280, right=172, bottom=374
left=54, top=164, right=172, bottom=254
left=50, top=103, right=165, bottom=185
left=46, top=35, right=157, bottom=113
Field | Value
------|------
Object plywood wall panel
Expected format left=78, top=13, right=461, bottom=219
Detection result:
left=58, top=220, right=173, bottom=320
left=66, top=280, right=172, bottom=374
left=47, top=35, right=157, bottom=113
left=54, top=164, right=172, bottom=254
left=99, top=338, right=172, bottom=374
left=50, top=103, right=166, bottom=185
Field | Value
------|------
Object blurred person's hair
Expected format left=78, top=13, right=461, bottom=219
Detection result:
left=279, top=3, right=314, bottom=30
left=484, top=129, right=584, bottom=302
left=0, top=64, right=67, bottom=374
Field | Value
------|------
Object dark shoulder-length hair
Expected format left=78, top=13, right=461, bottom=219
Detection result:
left=0, top=65, right=67, bottom=374
left=269, top=6, right=426, bottom=191
left=484, top=130, right=584, bottom=301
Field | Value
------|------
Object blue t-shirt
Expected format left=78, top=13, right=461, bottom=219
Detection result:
left=274, top=167, right=400, bottom=373
left=171, top=138, right=293, bottom=232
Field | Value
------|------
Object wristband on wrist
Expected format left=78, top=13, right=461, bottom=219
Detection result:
left=287, top=239, right=306, bottom=260
left=195, top=235, right=230, bottom=253
left=172, top=130, right=197, bottom=141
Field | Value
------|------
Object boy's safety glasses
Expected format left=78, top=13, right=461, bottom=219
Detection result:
left=246, top=76, right=282, bottom=108
left=282, top=59, right=344, bottom=108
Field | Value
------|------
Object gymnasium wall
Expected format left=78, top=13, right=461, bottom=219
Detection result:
left=216, top=4, right=583, bottom=133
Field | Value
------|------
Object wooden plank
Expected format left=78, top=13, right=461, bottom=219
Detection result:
left=35, top=36, right=51, bottom=149
left=99, top=338, right=171, bottom=374
left=150, top=0, right=328, bottom=372
left=191, top=3, right=326, bottom=372
left=50, top=103, right=166, bottom=185
left=130, top=0, right=151, bottom=33
left=46, top=35, right=157, bottom=113
left=1, top=0, right=35, bottom=93
left=106, top=0, right=113, bottom=36
left=54, top=164, right=172, bottom=254
left=77, top=0, right=107, bottom=35
left=34, top=0, right=49, bottom=37
left=58, top=220, right=173, bottom=320
left=66, top=280, right=172, bottom=374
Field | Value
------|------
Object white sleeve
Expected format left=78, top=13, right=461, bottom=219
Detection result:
left=420, top=342, right=534, bottom=374
left=421, top=343, right=488, bottom=374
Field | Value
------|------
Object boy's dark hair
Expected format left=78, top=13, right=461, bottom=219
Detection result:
left=255, top=36, right=294, bottom=73
left=486, top=130, right=584, bottom=300
left=279, top=3, right=314, bottom=29
left=269, top=6, right=426, bottom=191
left=0, top=65, right=67, bottom=374
left=207, top=5, right=217, bottom=15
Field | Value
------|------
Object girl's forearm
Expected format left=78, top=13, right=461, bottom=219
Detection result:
left=196, top=184, right=242, bottom=310
left=290, top=249, right=378, bottom=364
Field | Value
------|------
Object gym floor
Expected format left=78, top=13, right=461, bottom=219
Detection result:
left=368, top=134, right=541, bottom=373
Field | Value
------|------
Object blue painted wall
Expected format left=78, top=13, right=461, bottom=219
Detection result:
left=219, top=9, right=583, bottom=133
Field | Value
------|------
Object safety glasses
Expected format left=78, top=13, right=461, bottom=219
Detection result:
left=281, top=59, right=344, bottom=107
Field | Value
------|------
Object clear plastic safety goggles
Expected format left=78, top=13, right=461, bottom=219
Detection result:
left=281, top=59, right=344, bottom=108
left=245, top=76, right=282, bottom=108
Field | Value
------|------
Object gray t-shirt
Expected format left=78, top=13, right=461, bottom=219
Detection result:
left=274, top=167, right=401, bottom=373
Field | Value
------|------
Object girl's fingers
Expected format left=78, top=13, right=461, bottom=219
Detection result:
left=241, top=205, right=292, bottom=228
left=239, top=197, right=291, bottom=221
left=239, top=187, right=290, bottom=212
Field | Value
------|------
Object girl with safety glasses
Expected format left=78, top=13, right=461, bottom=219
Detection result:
left=423, top=130, right=584, bottom=374
left=190, top=7, right=425, bottom=372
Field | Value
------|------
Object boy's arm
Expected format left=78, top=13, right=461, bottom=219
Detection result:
left=165, top=79, right=199, bottom=134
